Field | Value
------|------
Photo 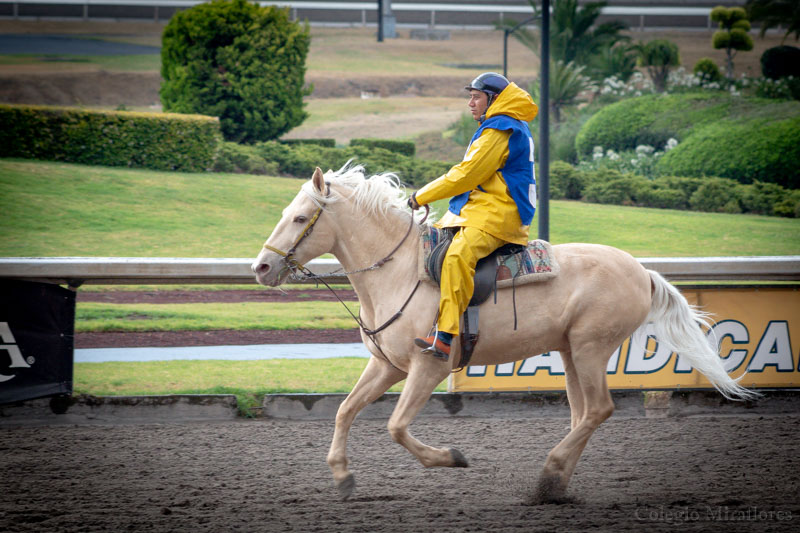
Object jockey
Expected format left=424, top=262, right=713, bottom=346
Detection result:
left=408, top=72, right=539, bottom=361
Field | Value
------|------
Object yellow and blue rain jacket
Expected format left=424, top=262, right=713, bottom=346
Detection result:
left=415, top=82, right=539, bottom=245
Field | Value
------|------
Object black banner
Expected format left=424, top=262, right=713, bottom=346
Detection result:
left=0, top=280, right=75, bottom=405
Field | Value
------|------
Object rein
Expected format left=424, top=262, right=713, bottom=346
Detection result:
left=263, top=186, right=429, bottom=370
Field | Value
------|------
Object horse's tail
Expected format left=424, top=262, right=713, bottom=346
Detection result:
left=643, top=269, right=760, bottom=401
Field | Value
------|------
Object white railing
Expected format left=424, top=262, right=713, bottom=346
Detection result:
left=1, top=1, right=717, bottom=29
left=0, top=256, right=797, bottom=286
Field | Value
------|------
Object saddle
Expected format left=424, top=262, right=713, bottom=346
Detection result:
left=420, top=226, right=560, bottom=369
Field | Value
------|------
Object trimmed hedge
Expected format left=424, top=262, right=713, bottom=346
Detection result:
left=761, top=46, right=800, bottom=80
left=549, top=160, right=588, bottom=200
left=552, top=161, right=796, bottom=217
left=350, top=138, right=416, bottom=157
left=575, top=93, right=800, bottom=189
left=0, top=104, right=221, bottom=172
left=656, top=116, right=800, bottom=188
left=279, top=138, right=336, bottom=148
left=574, top=93, right=729, bottom=155
left=220, top=140, right=450, bottom=187
left=213, top=141, right=278, bottom=175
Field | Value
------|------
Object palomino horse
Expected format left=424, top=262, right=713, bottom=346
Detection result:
left=252, top=165, right=756, bottom=503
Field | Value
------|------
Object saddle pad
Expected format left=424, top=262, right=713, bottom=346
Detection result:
left=418, top=225, right=560, bottom=289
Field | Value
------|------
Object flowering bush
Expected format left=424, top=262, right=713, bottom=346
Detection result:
left=595, top=66, right=798, bottom=102
left=577, top=139, right=678, bottom=179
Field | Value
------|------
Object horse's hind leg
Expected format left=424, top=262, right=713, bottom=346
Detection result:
left=535, top=344, right=616, bottom=503
left=387, top=359, right=464, bottom=468
left=327, top=356, right=406, bottom=500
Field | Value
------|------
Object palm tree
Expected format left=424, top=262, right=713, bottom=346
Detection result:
left=529, top=60, right=594, bottom=125
left=633, top=39, right=680, bottom=92
left=590, top=43, right=638, bottom=82
left=496, top=0, right=630, bottom=68
left=745, top=0, right=800, bottom=43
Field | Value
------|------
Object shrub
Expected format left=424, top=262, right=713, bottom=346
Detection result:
left=639, top=187, right=686, bottom=210
left=160, top=0, right=311, bottom=144
left=578, top=141, right=677, bottom=179
left=279, top=139, right=336, bottom=148
left=549, top=160, right=586, bottom=199
left=689, top=177, right=743, bottom=213
left=0, top=104, right=220, bottom=171
left=760, top=45, right=800, bottom=80
left=212, top=141, right=278, bottom=174
left=738, top=181, right=787, bottom=216
left=752, top=76, right=798, bottom=100
left=693, top=58, right=722, bottom=84
left=583, top=171, right=650, bottom=205
left=350, top=139, right=416, bottom=157
left=253, top=140, right=451, bottom=187
left=650, top=175, right=705, bottom=208
left=577, top=93, right=800, bottom=188
left=574, top=93, right=725, bottom=156
left=773, top=189, right=800, bottom=218
left=634, top=39, right=680, bottom=92
left=542, top=160, right=795, bottom=217
left=656, top=116, right=800, bottom=189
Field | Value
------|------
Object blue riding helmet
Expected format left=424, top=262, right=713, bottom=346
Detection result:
left=464, top=72, right=510, bottom=98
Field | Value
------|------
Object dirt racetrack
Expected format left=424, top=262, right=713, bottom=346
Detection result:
left=2, top=414, right=798, bottom=532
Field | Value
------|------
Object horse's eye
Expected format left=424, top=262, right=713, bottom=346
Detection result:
left=293, top=215, right=308, bottom=224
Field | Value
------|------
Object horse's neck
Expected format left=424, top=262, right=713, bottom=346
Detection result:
left=331, top=208, right=420, bottom=313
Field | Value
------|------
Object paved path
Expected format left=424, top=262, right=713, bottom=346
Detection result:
left=0, top=34, right=159, bottom=55
left=74, top=343, right=370, bottom=362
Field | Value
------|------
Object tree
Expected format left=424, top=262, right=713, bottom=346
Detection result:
left=711, top=6, right=754, bottom=79
left=590, top=43, right=638, bottom=82
left=745, top=0, right=800, bottom=43
left=529, top=60, right=594, bottom=125
left=551, top=0, right=629, bottom=66
left=160, top=0, right=311, bottom=144
left=634, top=39, right=680, bottom=92
left=496, top=0, right=629, bottom=69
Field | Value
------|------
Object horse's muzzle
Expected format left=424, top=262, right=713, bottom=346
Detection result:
left=252, top=259, right=279, bottom=286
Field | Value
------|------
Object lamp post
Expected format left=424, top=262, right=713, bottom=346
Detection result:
left=502, top=15, right=537, bottom=78
left=538, top=0, right=550, bottom=242
left=501, top=4, right=551, bottom=241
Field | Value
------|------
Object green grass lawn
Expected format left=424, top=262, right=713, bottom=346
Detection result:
left=2, top=159, right=798, bottom=258
left=76, top=301, right=360, bottom=332
left=0, top=53, right=160, bottom=71
left=73, top=359, right=447, bottom=415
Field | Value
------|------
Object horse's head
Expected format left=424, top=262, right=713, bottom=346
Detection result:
left=252, top=167, right=336, bottom=286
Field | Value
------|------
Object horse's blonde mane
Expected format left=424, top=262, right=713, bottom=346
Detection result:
left=302, top=162, right=429, bottom=222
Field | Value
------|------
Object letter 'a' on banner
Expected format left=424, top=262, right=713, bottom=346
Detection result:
left=0, top=280, right=76, bottom=405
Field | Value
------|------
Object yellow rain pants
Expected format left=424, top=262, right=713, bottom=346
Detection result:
left=438, top=226, right=506, bottom=335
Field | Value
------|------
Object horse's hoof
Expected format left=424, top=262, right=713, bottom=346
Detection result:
left=336, top=473, right=355, bottom=501
left=527, top=474, right=572, bottom=505
left=449, top=448, right=469, bottom=468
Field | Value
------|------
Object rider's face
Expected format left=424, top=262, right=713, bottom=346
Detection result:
left=468, top=90, right=489, bottom=121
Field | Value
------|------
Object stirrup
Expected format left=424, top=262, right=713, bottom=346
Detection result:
left=414, top=335, right=450, bottom=361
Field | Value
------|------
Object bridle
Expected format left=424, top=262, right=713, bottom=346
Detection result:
left=260, top=183, right=429, bottom=370
left=262, top=183, right=329, bottom=279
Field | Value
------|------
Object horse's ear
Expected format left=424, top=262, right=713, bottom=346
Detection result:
left=312, top=167, right=325, bottom=193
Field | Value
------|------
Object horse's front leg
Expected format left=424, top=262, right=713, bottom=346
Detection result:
left=327, top=355, right=406, bottom=500
left=387, top=358, right=467, bottom=468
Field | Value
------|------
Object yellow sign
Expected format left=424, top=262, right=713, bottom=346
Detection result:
left=449, top=286, right=800, bottom=392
